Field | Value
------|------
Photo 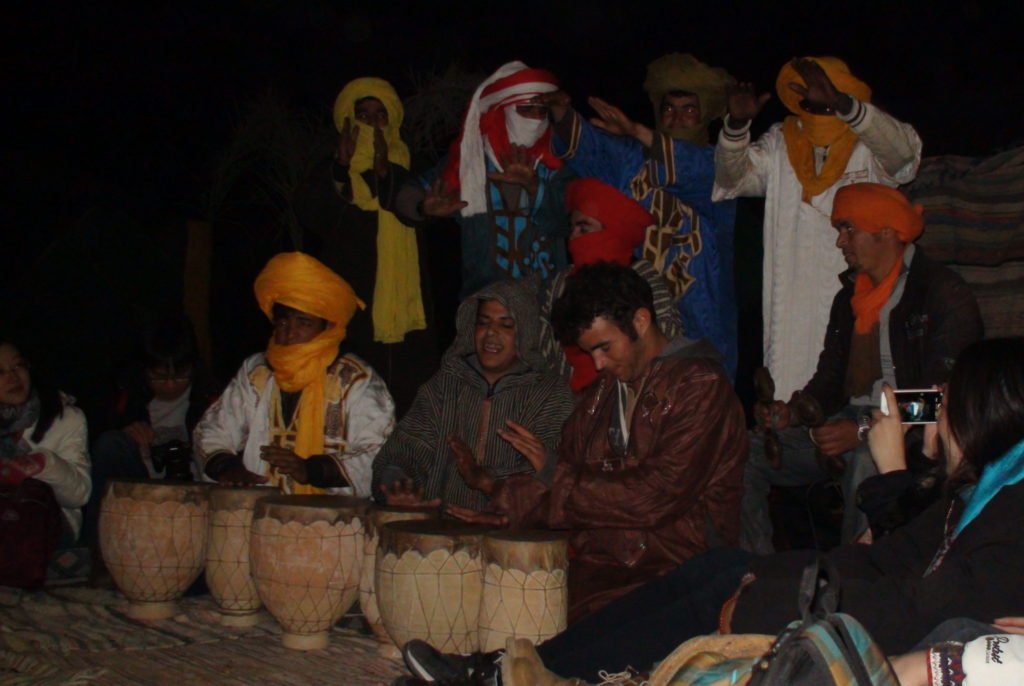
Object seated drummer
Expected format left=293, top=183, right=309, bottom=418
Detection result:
left=371, top=279, right=573, bottom=511
left=446, top=263, right=748, bottom=622
left=194, top=252, right=395, bottom=496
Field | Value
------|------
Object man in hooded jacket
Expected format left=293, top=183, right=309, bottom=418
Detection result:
left=372, top=279, right=573, bottom=511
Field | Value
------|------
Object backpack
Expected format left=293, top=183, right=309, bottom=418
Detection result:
left=0, top=479, right=64, bottom=589
left=651, top=557, right=900, bottom=686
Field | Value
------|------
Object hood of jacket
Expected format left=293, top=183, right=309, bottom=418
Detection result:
left=443, top=279, right=548, bottom=377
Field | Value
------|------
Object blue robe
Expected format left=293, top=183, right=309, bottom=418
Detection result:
left=552, top=111, right=738, bottom=379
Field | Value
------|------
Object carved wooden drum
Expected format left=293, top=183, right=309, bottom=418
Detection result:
left=99, top=479, right=211, bottom=620
left=359, top=505, right=439, bottom=647
left=249, top=495, right=368, bottom=650
left=476, top=530, right=569, bottom=652
left=205, top=486, right=277, bottom=626
left=375, top=520, right=489, bottom=654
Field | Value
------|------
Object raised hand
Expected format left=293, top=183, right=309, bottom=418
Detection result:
left=534, top=90, right=571, bottom=123
left=259, top=445, right=309, bottom=484
left=486, top=144, right=539, bottom=195
left=497, top=420, right=546, bottom=473
left=337, top=116, right=359, bottom=167
left=421, top=179, right=467, bottom=218
left=786, top=58, right=852, bottom=115
left=726, top=82, right=771, bottom=127
left=587, top=97, right=653, bottom=147
left=373, top=125, right=389, bottom=178
left=378, top=479, right=441, bottom=508
left=445, top=503, right=509, bottom=528
left=448, top=435, right=496, bottom=495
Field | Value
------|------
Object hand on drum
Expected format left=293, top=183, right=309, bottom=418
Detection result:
left=448, top=435, right=496, bottom=495
left=215, top=463, right=269, bottom=487
left=445, top=503, right=509, bottom=528
left=259, top=446, right=310, bottom=484
left=378, top=479, right=442, bottom=508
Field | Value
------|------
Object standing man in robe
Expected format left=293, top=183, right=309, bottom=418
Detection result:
left=391, top=61, right=573, bottom=298
left=541, top=54, right=740, bottom=378
left=294, top=77, right=435, bottom=418
left=713, top=57, right=922, bottom=399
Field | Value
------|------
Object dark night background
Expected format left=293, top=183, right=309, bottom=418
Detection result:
left=5, top=1, right=1023, bottom=423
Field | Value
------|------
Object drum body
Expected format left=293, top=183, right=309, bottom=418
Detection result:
left=249, top=495, right=369, bottom=650
left=99, top=479, right=210, bottom=620
left=205, top=486, right=277, bottom=626
left=375, top=520, right=488, bottom=654
left=359, top=505, right=439, bottom=645
left=477, top=530, right=569, bottom=652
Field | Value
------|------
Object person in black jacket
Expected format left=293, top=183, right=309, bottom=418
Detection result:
left=82, top=315, right=215, bottom=549
left=743, top=183, right=983, bottom=553
left=395, top=337, right=1024, bottom=685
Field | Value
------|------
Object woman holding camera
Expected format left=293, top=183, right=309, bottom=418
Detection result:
left=399, top=337, right=1024, bottom=685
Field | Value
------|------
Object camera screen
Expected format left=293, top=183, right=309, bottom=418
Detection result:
left=894, top=390, right=943, bottom=424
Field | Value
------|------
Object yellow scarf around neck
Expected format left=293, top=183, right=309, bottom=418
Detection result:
left=334, top=78, right=425, bottom=343
left=255, top=252, right=365, bottom=494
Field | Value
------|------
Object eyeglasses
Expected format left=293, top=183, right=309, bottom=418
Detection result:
left=145, top=370, right=192, bottom=383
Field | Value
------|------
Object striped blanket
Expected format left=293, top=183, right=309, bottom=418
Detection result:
left=906, top=146, right=1024, bottom=338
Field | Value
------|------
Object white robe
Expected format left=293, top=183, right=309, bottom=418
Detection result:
left=194, top=352, right=394, bottom=497
left=713, top=101, right=922, bottom=397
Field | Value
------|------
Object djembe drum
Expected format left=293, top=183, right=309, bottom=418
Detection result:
left=375, top=520, right=489, bottom=654
left=99, top=479, right=210, bottom=620
left=477, top=530, right=569, bottom=652
left=359, top=505, right=439, bottom=650
left=205, top=486, right=277, bottom=626
left=249, top=495, right=369, bottom=650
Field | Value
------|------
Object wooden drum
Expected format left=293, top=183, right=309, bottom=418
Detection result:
left=375, top=520, right=489, bottom=654
left=359, top=505, right=439, bottom=648
left=477, top=530, right=569, bottom=652
left=205, top=486, right=277, bottom=627
left=99, top=479, right=211, bottom=620
left=249, top=495, right=369, bottom=650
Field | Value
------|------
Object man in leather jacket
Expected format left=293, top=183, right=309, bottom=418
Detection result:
left=449, top=262, right=747, bottom=622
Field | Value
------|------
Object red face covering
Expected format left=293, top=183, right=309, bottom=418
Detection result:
left=565, top=178, right=653, bottom=267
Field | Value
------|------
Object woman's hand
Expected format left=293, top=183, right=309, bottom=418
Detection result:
left=868, top=384, right=910, bottom=474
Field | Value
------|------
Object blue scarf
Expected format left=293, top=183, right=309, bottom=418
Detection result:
left=954, top=437, right=1024, bottom=537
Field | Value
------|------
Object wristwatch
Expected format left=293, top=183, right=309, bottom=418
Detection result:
left=857, top=414, right=872, bottom=442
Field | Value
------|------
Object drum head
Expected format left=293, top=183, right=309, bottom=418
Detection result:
left=253, top=494, right=370, bottom=526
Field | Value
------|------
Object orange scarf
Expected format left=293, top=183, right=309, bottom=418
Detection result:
left=850, top=248, right=905, bottom=335
left=254, top=252, right=365, bottom=494
left=776, top=57, right=872, bottom=202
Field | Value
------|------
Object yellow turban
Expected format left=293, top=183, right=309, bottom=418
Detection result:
left=254, top=252, right=365, bottom=492
left=776, top=57, right=872, bottom=201
left=644, top=53, right=735, bottom=146
left=332, top=78, right=425, bottom=343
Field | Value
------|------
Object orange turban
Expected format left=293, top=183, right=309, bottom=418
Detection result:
left=832, top=184, right=924, bottom=336
left=253, top=252, right=365, bottom=493
left=777, top=57, right=872, bottom=201
left=832, top=183, right=924, bottom=243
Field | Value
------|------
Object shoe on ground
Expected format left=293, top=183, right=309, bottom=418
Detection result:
left=401, top=640, right=502, bottom=683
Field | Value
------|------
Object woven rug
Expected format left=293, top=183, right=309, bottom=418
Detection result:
left=0, top=586, right=405, bottom=685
